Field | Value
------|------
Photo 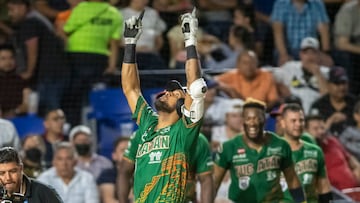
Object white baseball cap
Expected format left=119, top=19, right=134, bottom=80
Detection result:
left=225, top=99, right=244, bottom=114
left=69, top=125, right=92, bottom=141
left=300, top=37, right=319, bottom=50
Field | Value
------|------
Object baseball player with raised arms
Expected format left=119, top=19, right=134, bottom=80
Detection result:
left=117, top=8, right=207, bottom=203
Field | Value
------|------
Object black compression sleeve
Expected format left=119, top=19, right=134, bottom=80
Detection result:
left=186, top=45, right=198, bottom=60
left=123, top=44, right=136, bottom=63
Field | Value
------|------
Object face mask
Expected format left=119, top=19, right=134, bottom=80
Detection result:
left=75, top=144, right=91, bottom=156
left=25, top=148, right=42, bottom=163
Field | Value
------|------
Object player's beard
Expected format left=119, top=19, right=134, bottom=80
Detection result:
left=154, top=99, right=174, bottom=113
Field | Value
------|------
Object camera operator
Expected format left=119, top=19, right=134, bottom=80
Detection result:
left=0, top=147, right=63, bottom=203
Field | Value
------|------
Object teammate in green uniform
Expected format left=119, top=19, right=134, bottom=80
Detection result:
left=280, top=103, right=332, bottom=203
left=117, top=9, right=208, bottom=203
left=186, top=133, right=213, bottom=203
left=213, top=98, right=306, bottom=203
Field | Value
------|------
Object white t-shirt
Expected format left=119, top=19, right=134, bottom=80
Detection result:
left=271, top=61, right=329, bottom=114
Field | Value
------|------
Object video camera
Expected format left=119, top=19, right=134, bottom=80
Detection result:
left=0, top=186, right=25, bottom=203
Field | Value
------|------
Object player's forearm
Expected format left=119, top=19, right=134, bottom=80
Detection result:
left=117, top=161, right=134, bottom=203
left=185, top=47, right=201, bottom=85
left=121, top=45, right=141, bottom=94
left=199, top=174, right=214, bottom=203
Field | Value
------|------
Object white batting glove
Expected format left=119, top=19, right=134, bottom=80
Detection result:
left=181, top=8, right=198, bottom=47
left=124, top=10, right=144, bottom=45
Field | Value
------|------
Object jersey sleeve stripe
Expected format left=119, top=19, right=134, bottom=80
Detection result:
left=136, top=102, right=147, bottom=125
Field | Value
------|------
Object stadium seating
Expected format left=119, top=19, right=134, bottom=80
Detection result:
left=10, top=114, right=45, bottom=138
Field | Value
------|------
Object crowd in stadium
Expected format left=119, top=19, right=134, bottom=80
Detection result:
left=1, top=0, right=360, bottom=202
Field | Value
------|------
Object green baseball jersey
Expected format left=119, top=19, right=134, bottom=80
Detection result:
left=64, top=1, right=122, bottom=55
left=301, top=133, right=316, bottom=145
left=281, top=141, right=327, bottom=203
left=124, top=96, right=202, bottom=203
left=215, top=132, right=293, bottom=203
left=185, top=133, right=213, bottom=202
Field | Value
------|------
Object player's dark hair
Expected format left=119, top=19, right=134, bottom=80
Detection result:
left=113, top=136, right=130, bottom=150
left=0, top=147, right=22, bottom=165
left=281, top=103, right=303, bottom=116
left=305, top=114, right=325, bottom=129
left=243, top=101, right=266, bottom=112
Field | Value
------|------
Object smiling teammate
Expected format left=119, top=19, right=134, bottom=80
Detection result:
left=213, top=98, right=306, bottom=203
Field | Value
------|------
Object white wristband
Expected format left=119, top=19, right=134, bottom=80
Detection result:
left=125, top=38, right=137, bottom=45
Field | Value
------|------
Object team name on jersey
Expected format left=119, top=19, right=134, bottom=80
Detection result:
left=267, top=147, right=282, bottom=156
left=235, top=163, right=254, bottom=177
left=304, top=150, right=318, bottom=159
left=295, top=159, right=317, bottom=174
left=136, top=135, right=170, bottom=157
left=257, top=156, right=281, bottom=173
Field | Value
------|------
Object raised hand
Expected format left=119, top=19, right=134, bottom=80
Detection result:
left=124, top=10, right=145, bottom=45
left=181, top=8, right=198, bottom=47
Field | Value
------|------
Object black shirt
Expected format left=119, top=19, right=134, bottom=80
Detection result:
left=310, top=94, right=357, bottom=136
left=14, top=17, right=69, bottom=81
left=23, top=175, right=63, bottom=203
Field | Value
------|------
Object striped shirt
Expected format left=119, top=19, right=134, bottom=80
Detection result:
left=271, top=0, right=329, bottom=52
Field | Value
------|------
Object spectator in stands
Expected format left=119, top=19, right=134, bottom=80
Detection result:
left=121, top=0, right=167, bottom=69
left=7, top=0, right=69, bottom=116
left=334, top=0, right=360, bottom=96
left=271, top=0, right=330, bottom=65
left=198, top=25, right=254, bottom=70
left=69, top=125, right=113, bottom=179
left=33, top=0, right=69, bottom=20
left=197, top=0, right=236, bottom=42
left=0, top=117, right=21, bottom=150
left=305, top=115, right=360, bottom=190
left=203, top=79, right=233, bottom=127
left=167, top=20, right=204, bottom=69
left=340, top=100, right=360, bottom=161
left=309, top=66, right=357, bottom=136
left=152, top=0, right=192, bottom=30
left=0, top=44, right=31, bottom=119
left=215, top=50, right=279, bottom=108
left=233, top=3, right=264, bottom=61
left=63, top=0, right=122, bottom=125
left=21, top=134, right=46, bottom=178
left=37, top=142, right=100, bottom=203
left=97, top=136, right=130, bottom=203
left=251, top=0, right=277, bottom=65
left=42, top=108, right=67, bottom=168
left=272, top=37, right=329, bottom=114
left=54, top=0, right=83, bottom=41
left=211, top=99, right=243, bottom=151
